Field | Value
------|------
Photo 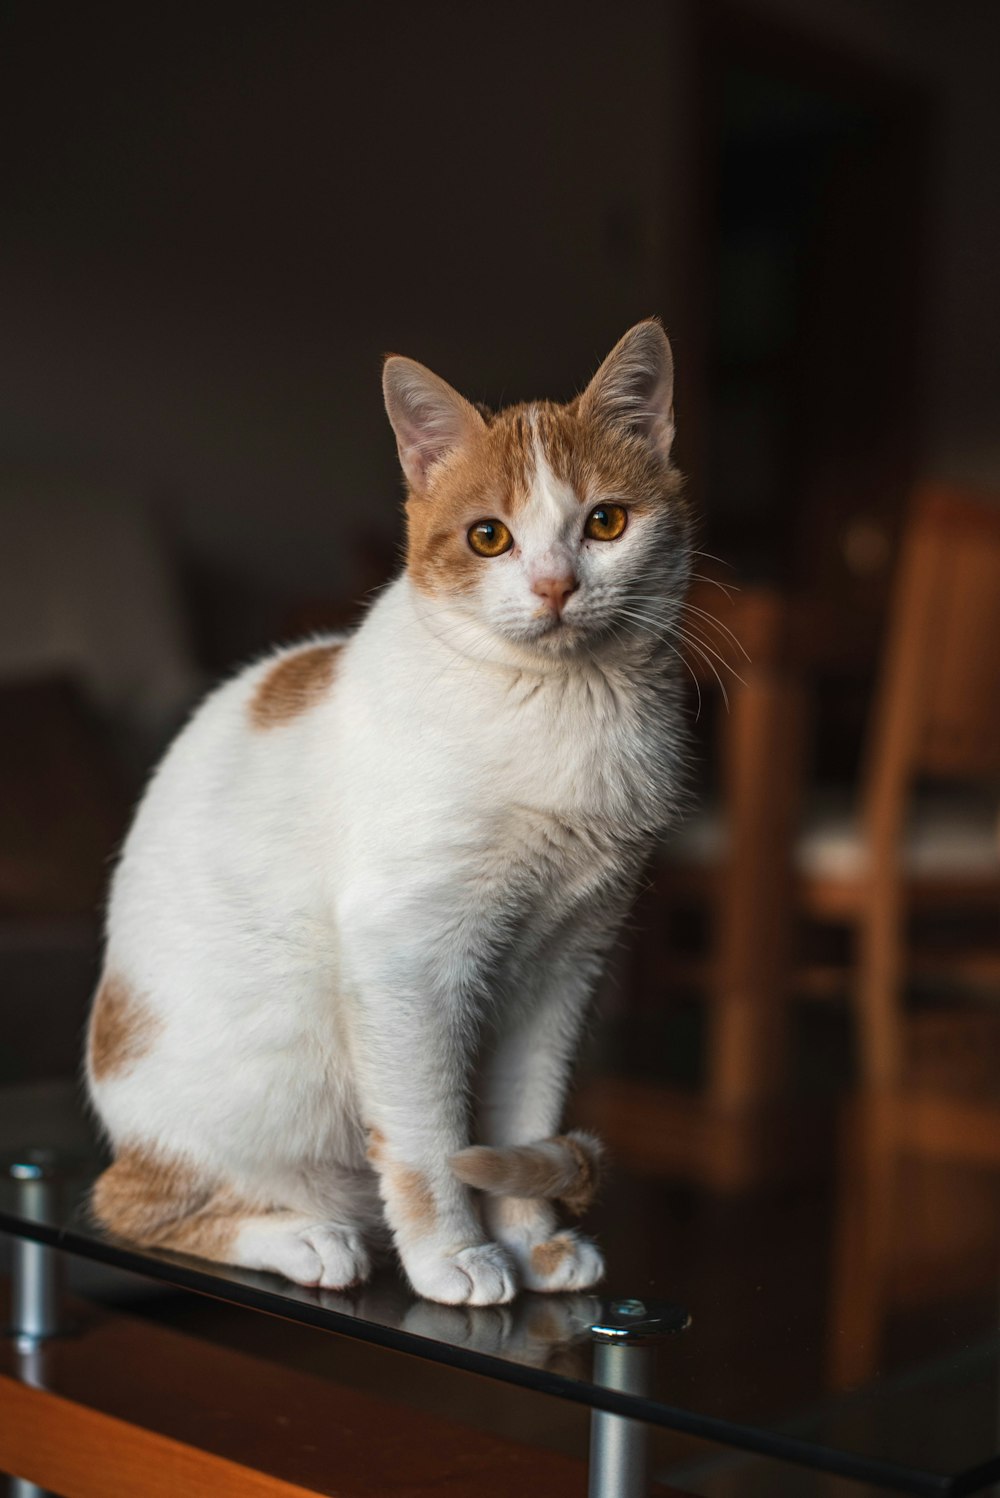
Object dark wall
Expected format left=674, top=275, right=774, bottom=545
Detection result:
left=1, top=1, right=997, bottom=611
left=0, top=3, right=688, bottom=597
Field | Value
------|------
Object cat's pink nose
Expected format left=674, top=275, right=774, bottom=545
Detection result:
left=532, top=575, right=579, bottom=616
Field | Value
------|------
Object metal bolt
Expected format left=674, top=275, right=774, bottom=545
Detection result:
left=8, top=1149, right=62, bottom=1184
left=611, top=1299, right=646, bottom=1317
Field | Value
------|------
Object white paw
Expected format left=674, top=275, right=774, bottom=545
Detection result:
left=300, top=1223, right=371, bottom=1289
left=510, top=1230, right=605, bottom=1293
left=239, top=1220, right=370, bottom=1289
left=404, top=1241, right=517, bottom=1306
left=251, top=1232, right=325, bottom=1286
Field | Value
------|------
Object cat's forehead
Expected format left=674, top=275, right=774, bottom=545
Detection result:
left=480, top=400, right=612, bottom=514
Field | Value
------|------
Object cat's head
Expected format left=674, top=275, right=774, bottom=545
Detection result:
left=383, top=321, right=690, bottom=658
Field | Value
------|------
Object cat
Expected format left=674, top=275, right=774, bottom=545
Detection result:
left=85, top=319, right=691, bottom=1307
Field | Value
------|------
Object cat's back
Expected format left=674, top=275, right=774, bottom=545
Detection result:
left=105, top=631, right=354, bottom=965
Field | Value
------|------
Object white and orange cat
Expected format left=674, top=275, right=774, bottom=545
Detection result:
left=85, top=320, right=691, bottom=1307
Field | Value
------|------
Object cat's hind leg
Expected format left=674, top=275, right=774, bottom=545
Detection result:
left=92, top=1148, right=371, bottom=1289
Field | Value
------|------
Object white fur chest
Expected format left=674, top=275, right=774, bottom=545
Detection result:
left=326, top=581, right=683, bottom=999
left=336, top=579, right=680, bottom=841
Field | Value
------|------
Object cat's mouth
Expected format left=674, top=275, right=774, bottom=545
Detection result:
left=523, top=613, right=589, bottom=652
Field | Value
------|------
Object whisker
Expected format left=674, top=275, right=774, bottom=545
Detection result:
left=690, top=572, right=738, bottom=599
left=675, top=631, right=731, bottom=711
left=614, top=611, right=703, bottom=720
left=674, top=623, right=747, bottom=689
left=683, top=602, right=751, bottom=662
left=614, top=602, right=743, bottom=708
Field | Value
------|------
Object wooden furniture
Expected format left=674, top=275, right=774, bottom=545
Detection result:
left=822, top=487, right=1000, bottom=1388
left=829, top=1085, right=1000, bottom=1391
left=795, top=485, right=1000, bottom=1087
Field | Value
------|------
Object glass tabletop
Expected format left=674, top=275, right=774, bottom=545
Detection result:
left=1, top=1085, right=998, bottom=1497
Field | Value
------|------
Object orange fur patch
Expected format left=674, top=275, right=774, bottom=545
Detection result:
left=249, top=643, right=341, bottom=729
left=91, top=1146, right=252, bottom=1261
left=366, top=1126, right=387, bottom=1164
left=392, top=1165, right=437, bottom=1233
left=367, top=1130, right=437, bottom=1235
left=530, top=1236, right=573, bottom=1278
left=87, top=974, right=161, bottom=1082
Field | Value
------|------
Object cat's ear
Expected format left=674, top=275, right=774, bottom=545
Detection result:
left=578, top=319, right=675, bottom=461
left=383, top=356, right=486, bottom=492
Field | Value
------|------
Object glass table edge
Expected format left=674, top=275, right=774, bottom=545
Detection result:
left=4, top=1207, right=994, bottom=1496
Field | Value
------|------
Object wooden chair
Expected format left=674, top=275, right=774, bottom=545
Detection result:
left=795, top=484, right=1000, bottom=1088
left=828, top=1084, right=1000, bottom=1390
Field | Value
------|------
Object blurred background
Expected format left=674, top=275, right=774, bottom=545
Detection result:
left=1, top=2, right=998, bottom=1493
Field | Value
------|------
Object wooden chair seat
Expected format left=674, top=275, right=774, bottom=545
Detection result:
left=667, top=785, right=1000, bottom=889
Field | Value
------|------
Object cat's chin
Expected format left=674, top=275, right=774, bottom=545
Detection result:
left=501, top=619, right=590, bottom=657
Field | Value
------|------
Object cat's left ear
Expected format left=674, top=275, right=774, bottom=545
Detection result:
left=383, top=356, right=486, bottom=492
left=578, top=319, right=675, bottom=461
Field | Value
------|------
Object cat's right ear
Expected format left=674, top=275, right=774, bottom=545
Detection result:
left=382, top=356, right=486, bottom=493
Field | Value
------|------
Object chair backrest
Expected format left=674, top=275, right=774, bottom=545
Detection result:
left=863, top=485, right=1000, bottom=841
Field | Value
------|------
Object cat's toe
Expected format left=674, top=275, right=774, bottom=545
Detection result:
left=240, top=1227, right=325, bottom=1286
left=405, top=1241, right=517, bottom=1306
left=518, top=1231, right=605, bottom=1293
left=451, top=1243, right=519, bottom=1306
left=300, top=1224, right=371, bottom=1289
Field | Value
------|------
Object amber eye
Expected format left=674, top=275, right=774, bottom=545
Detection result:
left=468, top=519, right=513, bottom=557
left=584, top=504, right=628, bottom=541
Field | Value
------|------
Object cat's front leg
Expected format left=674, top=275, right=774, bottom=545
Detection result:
left=367, top=1119, right=515, bottom=1306
left=476, top=946, right=609, bottom=1293
left=350, top=957, right=516, bottom=1307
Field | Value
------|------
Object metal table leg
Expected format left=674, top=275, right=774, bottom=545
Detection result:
left=588, top=1297, right=690, bottom=1498
left=5, top=1150, right=64, bottom=1350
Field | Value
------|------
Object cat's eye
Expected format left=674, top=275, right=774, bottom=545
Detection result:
left=468, top=519, right=513, bottom=557
left=584, top=504, right=628, bottom=542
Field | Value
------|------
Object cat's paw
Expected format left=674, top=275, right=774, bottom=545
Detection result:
left=241, top=1220, right=370, bottom=1289
left=299, top=1223, right=371, bottom=1289
left=404, top=1241, right=517, bottom=1306
left=510, top=1229, right=605, bottom=1293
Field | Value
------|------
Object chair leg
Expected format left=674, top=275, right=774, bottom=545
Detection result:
left=707, top=671, right=806, bottom=1113
left=856, top=877, right=905, bottom=1089
left=828, top=1092, right=898, bottom=1389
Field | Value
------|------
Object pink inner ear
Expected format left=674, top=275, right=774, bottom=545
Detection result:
left=384, top=356, right=485, bottom=490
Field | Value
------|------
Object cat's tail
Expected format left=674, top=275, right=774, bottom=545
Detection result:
left=450, top=1130, right=604, bottom=1215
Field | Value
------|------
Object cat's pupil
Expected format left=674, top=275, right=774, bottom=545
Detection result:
left=594, top=510, right=607, bottom=526
left=482, top=524, right=494, bottom=538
